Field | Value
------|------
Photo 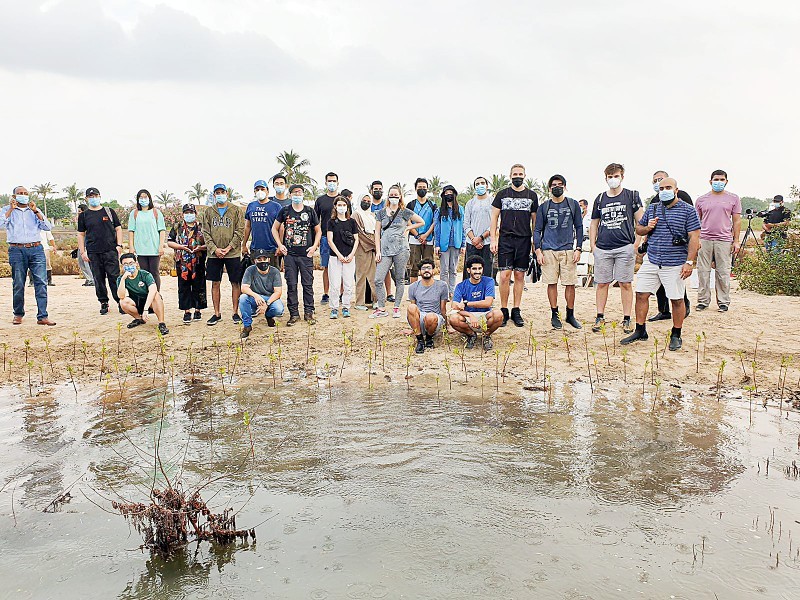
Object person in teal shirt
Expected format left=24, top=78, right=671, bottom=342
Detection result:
left=128, top=189, right=166, bottom=290
left=117, top=253, right=169, bottom=335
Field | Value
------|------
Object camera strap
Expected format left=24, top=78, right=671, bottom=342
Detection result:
left=659, top=201, right=680, bottom=238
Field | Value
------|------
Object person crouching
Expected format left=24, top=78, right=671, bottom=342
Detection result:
left=117, top=253, right=169, bottom=335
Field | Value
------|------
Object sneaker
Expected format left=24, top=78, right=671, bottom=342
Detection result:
left=207, top=314, right=222, bottom=326
left=510, top=307, right=524, bottom=327
left=718, top=305, right=729, bottom=312
left=321, top=294, right=330, bottom=305
left=232, top=314, right=242, bottom=324
left=392, top=308, right=401, bottom=319
left=194, top=311, right=202, bottom=320
left=127, top=318, right=144, bottom=329
left=551, top=313, right=563, bottom=330
left=342, top=308, right=351, bottom=318
left=387, top=294, right=395, bottom=303
left=483, top=335, right=494, bottom=352
left=330, top=309, right=339, bottom=319
left=669, top=334, right=682, bottom=351
left=424, top=335, right=434, bottom=349
left=696, top=304, right=708, bottom=311
left=369, top=309, right=389, bottom=319
left=565, top=314, right=582, bottom=329
left=592, top=317, right=605, bottom=333
left=286, top=315, right=300, bottom=326
left=157, top=323, right=169, bottom=336
left=415, top=338, right=425, bottom=354
left=240, top=326, right=252, bottom=339
left=684, top=300, right=691, bottom=318
left=354, top=305, right=369, bottom=311
left=183, top=312, right=192, bottom=325
left=304, top=313, right=317, bottom=325
left=465, top=334, right=478, bottom=350
left=100, top=303, right=109, bottom=315
left=266, top=316, right=276, bottom=327
left=82, top=281, right=94, bottom=287
left=622, top=317, right=634, bottom=333
left=500, top=307, right=509, bottom=327
left=621, top=328, right=649, bottom=345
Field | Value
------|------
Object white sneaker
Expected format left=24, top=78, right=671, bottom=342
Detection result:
left=392, top=307, right=401, bottom=318
left=354, top=305, right=369, bottom=311
left=369, top=309, right=388, bottom=319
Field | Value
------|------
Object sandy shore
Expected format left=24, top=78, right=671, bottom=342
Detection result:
left=0, top=272, right=798, bottom=406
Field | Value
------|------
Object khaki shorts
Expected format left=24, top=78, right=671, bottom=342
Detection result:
left=540, top=250, right=578, bottom=285
left=408, top=243, right=434, bottom=277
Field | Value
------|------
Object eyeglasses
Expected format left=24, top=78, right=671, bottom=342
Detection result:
left=652, top=177, right=664, bottom=184
left=420, top=266, right=433, bottom=271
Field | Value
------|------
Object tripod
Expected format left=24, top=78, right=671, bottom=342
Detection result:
left=733, top=215, right=763, bottom=266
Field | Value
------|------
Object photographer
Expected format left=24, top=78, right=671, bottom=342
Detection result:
left=762, top=195, right=793, bottom=252
left=622, top=177, right=700, bottom=351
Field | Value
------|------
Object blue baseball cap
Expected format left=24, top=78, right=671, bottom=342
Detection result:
left=213, top=183, right=227, bottom=192
left=254, top=179, right=268, bottom=189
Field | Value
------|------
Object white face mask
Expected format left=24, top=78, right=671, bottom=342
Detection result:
left=336, top=205, right=347, bottom=215
left=255, top=190, right=267, bottom=201
left=388, top=196, right=400, bottom=206
left=606, top=177, right=621, bottom=190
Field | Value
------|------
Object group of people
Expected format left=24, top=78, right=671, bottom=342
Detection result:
left=2, top=164, right=793, bottom=353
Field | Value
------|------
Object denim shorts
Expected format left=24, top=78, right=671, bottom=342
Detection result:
left=319, top=236, right=331, bottom=268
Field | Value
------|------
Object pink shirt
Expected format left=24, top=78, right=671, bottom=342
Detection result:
left=695, top=191, right=741, bottom=241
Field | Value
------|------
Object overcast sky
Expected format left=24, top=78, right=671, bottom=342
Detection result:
left=1, top=0, right=798, bottom=205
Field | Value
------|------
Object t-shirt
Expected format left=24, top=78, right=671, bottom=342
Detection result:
left=40, top=229, right=55, bottom=250
left=245, top=200, right=282, bottom=253
left=273, top=196, right=292, bottom=210
left=241, top=264, right=282, bottom=296
left=639, top=201, right=701, bottom=267
left=591, top=189, right=643, bottom=250
left=276, top=205, right=319, bottom=256
left=453, top=276, right=495, bottom=311
left=116, top=269, right=156, bottom=299
left=375, top=207, right=414, bottom=256
left=694, top=191, right=742, bottom=242
left=78, top=207, right=120, bottom=254
left=492, top=188, right=538, bottom=237
left=407, top=198, right=436, bottom=245
left=463, top=196, right=493, bottom=247
left=764, top=205, right=793, bottom=238
left=128, top=209, right=166, bottom=256
left=370, top=200, right=385, bottom=213
left=534, top=198, right=583, bottom=251
left=328, top=218, right=358, bottom=256
left=408, top=279, right=449, bottom=314
left=314, top=194, right=337, bottom=234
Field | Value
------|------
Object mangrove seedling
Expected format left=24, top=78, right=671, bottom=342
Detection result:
left=71, top=331, right=78, bottom=361
left=653, top=378, right=662, bottom=412
left=716, top=359, right=726, bottom=402
left=218, top=367, right=227, bottom=395
left=653, top=337, right=659, bottom=370
left=600, top=322, right=610, bottom=366
left=67, top=365, right=77, bottom=394
left=621, top=348, right=628, bottom=384
left=736, top=349, right=747, bottom=378
left=444, top=356, right=453, bottom=390
left=563, top=334, right=572, bottom=365
left=367, top=350, right=373, bottom=390
left=610, top=321, right=618, bottom=354
left=695, top=334, right=702, bottom=374
left=42, top=335, right=54, bottom=375
left=243, top=410, right=255, bottom=460
left=583, top=325, right=593, bottom=393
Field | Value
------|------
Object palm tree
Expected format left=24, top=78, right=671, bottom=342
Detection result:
left=155, top=190, right=176, bottom=207
left=428, top=175, right=447, bottom=198
left=394, top=182, right=412, bottom=199
left=62, top=183, right=84, bottom=214
left=32, top=182, right=56, bottom=218
left=463, top=185, right=476, bottom=198
left=489, top=174, right=510, bottom=195
left=527, top=178, right=551, bottom=202
left=186, top=182, right=208, bottom=205
left=226, top=187, right=243, bottom=203
left=276, top=149, right=316, bottom=186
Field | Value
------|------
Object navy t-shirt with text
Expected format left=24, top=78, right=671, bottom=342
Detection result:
left=245, top=200, right=282, bottom=253
left=591, top=189, right=643, bottom=250
left=453, top=276, right=495, bottom=312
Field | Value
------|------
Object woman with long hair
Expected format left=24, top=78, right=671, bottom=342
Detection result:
left=166, top=204, right=207, bottom=323
left=433, top=185, right=466, bottom=297
left=326, top=196, right=359, bottom=318
left=128, top=189, right=166, bottom=289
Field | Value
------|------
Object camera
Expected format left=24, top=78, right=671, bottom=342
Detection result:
left=745, top=208, right=755, bottom=217
left=672, top=235, right=688, bottom=247
left=638, top=241, right=648, bottom=254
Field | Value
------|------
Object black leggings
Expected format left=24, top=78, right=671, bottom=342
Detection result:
left=137, top=255, right=162, bottom=290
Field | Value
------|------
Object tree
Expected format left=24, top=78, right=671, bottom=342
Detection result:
left=428, top=175, right=447, bottom=198
left=186, top=182, right=208, bottom=205
left=740, top=197, right=768, bottom=213
left=226, top=187, right=243, bottom=203
left=0, top=194, right=10, bottom=205
left=395, top=182, right=411, bottom=199
left=489, top=174, right=510, bottom=195
left=527, top=178, right=551, bottom=202
left=32, top=182, right=56, bottom=218
left=155, top=190, right=176, bottom=207
left=276, top=149, right=316, bottom=186
left=62, top=183, right=85, bottom=214
left=42, top=198, right=71, bottom=221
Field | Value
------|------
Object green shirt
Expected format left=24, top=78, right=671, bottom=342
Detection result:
left=117, top=269, right=156, bottom=299
left=128, top=209, right=166, bottom=256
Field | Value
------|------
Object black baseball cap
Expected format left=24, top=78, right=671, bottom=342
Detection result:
left=289, top=184, right=304, bottom=194
left=85, top=187, right=100, bottom=196
left=252, top=248, right=271, bottom=259
left=182, top=203, right=197, bottom=213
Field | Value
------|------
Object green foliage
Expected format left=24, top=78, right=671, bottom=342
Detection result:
left=489, top=174, right=510, bottom=195
left=43, top=197, right=71, bottom=220
left=735, top=234, right=800, bottom=295
left=740, top=196, right=769, bottom=213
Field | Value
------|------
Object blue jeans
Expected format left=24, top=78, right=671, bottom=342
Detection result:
left=9, top=245, right=48, bottom=319
left=319, top=236, right=331, bottom=268
left=238, top=295, right=284, bottom=327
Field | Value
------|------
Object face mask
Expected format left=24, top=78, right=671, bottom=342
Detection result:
left=88, top=197, right=101, bottom=207
left=291, top=195, right=303, bottom=205
left=183, top=213, right=196, bottom=223
left=416, top=189, right=427, bottom=199
left=443, top=194, right=455, bottom=203
left=511, top=177, right=524, bottom=188
left=551, top=186, right=564, bottom=198
left=360, top=200, right=371, bottom=211
left=215, top=194, right=226, bottom=204
left=653, top=182, right=661, bottom=193
left=388, top=196, right=400, bottom=206
left=326, top=182, right=337, bottom=193
left=15, top=194, right=29, bottom=205
left=123, top=265, right=136, bottom=274
left=138, top=197, right=149, bottom=208
left=274, top=185, right=286, bottom=195
left=659, top=189, right=676, bottom=203
left=255, top=190, right=267, bottom=201
left=255, top=261, right=269, bottom=271
left=711, top=181, right=726, bottom=193
left=607, top=177, right=621, bottom=190
left=336, top=205, right=347, bottom=215
left=475, top=185, right=487, bottom=196
left=372, top=190, right=383, bottom=201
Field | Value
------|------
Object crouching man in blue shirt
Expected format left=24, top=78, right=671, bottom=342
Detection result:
left=447, top=255, right=503, bottom=352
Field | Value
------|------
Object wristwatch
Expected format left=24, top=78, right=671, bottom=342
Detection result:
left=685, top=260, right=694, bottom=266
left=464, top=301, right=469, bottom=310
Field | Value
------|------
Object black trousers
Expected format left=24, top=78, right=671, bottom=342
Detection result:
left=284, top=254, right=314, bottom=317
left=176, top=259, right=208, bottom=311
left=89, top=250, right=121, bottom=305
left=463, top=243, right=496, bottom=280
left=137, top=255, right=162, bottom=290
left=656, top=285, right=690, bottom=315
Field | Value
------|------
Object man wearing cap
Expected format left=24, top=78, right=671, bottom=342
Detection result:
left=273, top=184, right=321, bottom=325
left=238, top=248, right=284, bottom=338
left=242, top=179, right=282, bottom=268
left=199, top=183, right=245, bottom=326
left=315, top=172, right=340, bottom=305
left=78, top=187, right=124, bottom=315
left=0, top=186, right=56, bottom=325
left=762, top=195, right=793, bottom=253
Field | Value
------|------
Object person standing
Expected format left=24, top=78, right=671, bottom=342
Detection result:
left=76, top=204, right=94, bottom=286
left=353, top=195, right=378, bottom=310
left=622, top=177, right=700, bottom=351
left=0, top=186, right=56, bottom=325
left=579, top=200, right=591, bottom=244
left=167, top=204, right=207, bottom=324
left=128, top=189, right=166, bottom=290
left=694, top=169, right=741, bottom=312
left=78, top=187, right=124, bottom=315
left=238, top=248, right=285, bottom=338
left=407, top=258, right=449, bottom=353
left=116, top=253, right=169, bottom=335
left=448, top=256, right=503, bottom=351
left=272, top=174, right=291, bottom=210
left=273, top=184, right=321, bottom=326
left=327, top=196, right=359, bottom=319
left=588, top=163, right=644, bottom=333
left=369, top=180, right=392, bottom=301
left=199, top=183, right=245, bottom=325
left=534, top=175, right=583, bottom=330
left=762, top=195, right=793, bottom=252
left=371, top=185, right=425, bottom=319
left=463, top=176, right=494, bottom=282
left=433, top=185, right=465, bottom=297
left=242, top=179, right=282, bottom=268
left=490, top=163, right=538, bottom=327
left=407, top=178, right=436, bottom=284
left=315, top=172, right=340, bottom=304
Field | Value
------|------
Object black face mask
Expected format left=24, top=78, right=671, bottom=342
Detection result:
left=360, top=200, right=371, bottom=211
left=416, top=189, right=427, bottom=199
left=372, top=190, right=383, bottom=201
left=443, top=195, right=455, bottom=203
left=551, top=186, right=564, bottom=198
left=511, top=177, right=524, bottom=188
left=255, top=261, right=269, bottom=271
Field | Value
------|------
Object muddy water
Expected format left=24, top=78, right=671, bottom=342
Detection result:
left=1, top=378, right=799, bottom=599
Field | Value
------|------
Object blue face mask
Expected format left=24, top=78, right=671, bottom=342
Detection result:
left=274, top=185, right=286, bottom=195
left=658, top=189, right=675, bottom=203
left=138, top=197, right=149, bottom=208
left=653, top=182, right=661, bottom=193
left=15, top=194, right=30, bottom=205
left=123, top=264, right=136, bottom=274
left=183, top=213, right=196, bottom=223
left=215, top=194, right=226, bottom=204
left=475, top=185, right=487, bottom=196
left=88, top=197, right=101, bottom=207
left=326, top=182, right=337, bottom=192
left=291, top=195, right=304, bottom=205
left=711, top=181, right=726, bottom=193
